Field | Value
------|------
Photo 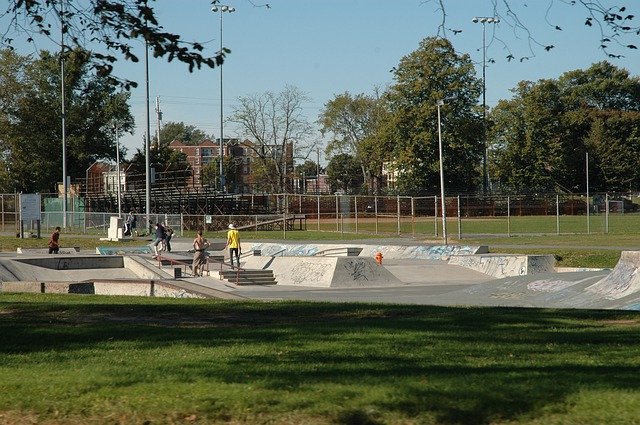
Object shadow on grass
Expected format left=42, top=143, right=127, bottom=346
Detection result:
left=1, top=294, right=640, bottom=424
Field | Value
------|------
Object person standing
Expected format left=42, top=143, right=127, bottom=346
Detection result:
left=152, top=222, right=167, bottom=258
left=192, top=229, right=210, bottom=277
left=48, top=227, right=61, bottom=254
left=125, top=211, right=137, bottom=236
left=165, top=225, right=173, bottom=252
left=225, top=223, right=241, bottom=268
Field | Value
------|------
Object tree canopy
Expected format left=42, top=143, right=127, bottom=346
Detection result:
left=0, top=48, right=133, bottom=193
left=318, top=91, right=387, bottom=194
left=2, top=0, right=231, bottom=89
left=229, top=85, right=314, bottom=193
left=489, top=61, right=640, bottom=193
left=383, top=37, right=483, bottom=195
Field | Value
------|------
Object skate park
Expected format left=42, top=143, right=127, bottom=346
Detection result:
left=1, top=233, right=639, bottom=311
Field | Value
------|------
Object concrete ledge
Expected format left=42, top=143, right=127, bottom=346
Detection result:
left=17, top=247, right=80, bottom=254
left=15, top=256, right=124, bottom=270
left=0, top=279, right=206, bottom=298
left=97, top=246, right=152, bottom=255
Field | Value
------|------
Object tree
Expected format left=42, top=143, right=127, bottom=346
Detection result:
left=159, top=122, right=211, bottom=147
left=0, top=48, right=134, bottom=193
left=296, top=160, right=321, bottom=178
left=489, top=80, right=571, bottom=192
left=383, top=37, right=483, bottom=195
left=2, top=0, right=236, bottom=89
left=201, top=156, right=238, bottom=191
left=489, top=61, right=640, bottom=192
left=326, top=153, right=363, bottom=194
left=228, top=85, right=314, bottom=192
left=318, top=91, right=387, bottom=194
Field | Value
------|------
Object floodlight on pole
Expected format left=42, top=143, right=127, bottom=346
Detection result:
left=436, top=96, right=456, bottom=246
left=472, top=16, right=499, bottom=194
left=211, top=2, right=235, bottom=193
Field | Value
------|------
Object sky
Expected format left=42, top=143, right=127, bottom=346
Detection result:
left=5, top=0, right=640, bottom=163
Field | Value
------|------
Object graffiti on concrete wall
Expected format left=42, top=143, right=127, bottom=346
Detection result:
left=289, top=261, right=332, bottom=286
left=342, top=259, right=370, bottom=281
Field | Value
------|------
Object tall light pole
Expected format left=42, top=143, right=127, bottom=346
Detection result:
left=59, top=0, right=68, bottom=228
left=211, top=2, right=235, bottom=193
left=436, top=99, right=448, bottom=245
left=472, top=16, right=499, bottom=194
left=115, top=124, right=122, bottom=217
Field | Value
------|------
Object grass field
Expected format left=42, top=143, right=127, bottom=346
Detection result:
left=2, top=294, right=640, bottom=425
left=2, top=222, right=640, bottom=423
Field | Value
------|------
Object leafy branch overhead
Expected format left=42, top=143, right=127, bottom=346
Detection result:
left=1, top=0, right=228, bottom=89
left=425, top=0, right=639, bottom=61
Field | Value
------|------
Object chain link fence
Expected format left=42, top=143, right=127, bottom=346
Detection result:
left=9, top=192, right=640, bottom=238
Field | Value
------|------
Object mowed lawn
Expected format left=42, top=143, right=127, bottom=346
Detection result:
left=2, top=294, right=640, bottom=424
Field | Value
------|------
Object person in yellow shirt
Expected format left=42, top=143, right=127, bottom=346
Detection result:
left=225, top=223, right=241, bottom=268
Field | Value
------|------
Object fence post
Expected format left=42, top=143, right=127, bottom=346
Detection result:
left=507, top=196, right=511, bottom=237
left=180, top=213, right=184, bottom=237
left=335, top=194, right=339, bottom=232
left=556, top=194, right=560, bottom=235
left=434, top=195, right=438, bottom=237
left=317, top=195, right=320, bottom=232
left=587, top=192, right=591, bottom=235
left=396, top=195, right=400, bottom=236
left=354, top=195, right=358, bottom=234
left=283, top=212, right=286, bottom=239
left=411, top=197, right=415, bottom=238
left=457, top=195, right=461, bottom=240
left=374, top=195, right=378, bottom=235
left=605, top=193, right=609, bottom=234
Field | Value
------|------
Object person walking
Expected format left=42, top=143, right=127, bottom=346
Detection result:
left=225, top=223, right=242, bottom=268
left=192, top=229, right=210, bottom=277
left=48, top=226, right=61, bottom=254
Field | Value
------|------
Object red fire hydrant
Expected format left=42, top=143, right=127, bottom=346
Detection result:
left=374, top=252, right=383, bottom=266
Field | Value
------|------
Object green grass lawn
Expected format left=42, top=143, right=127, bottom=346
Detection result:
left=1, top=294, right=640, bottom=424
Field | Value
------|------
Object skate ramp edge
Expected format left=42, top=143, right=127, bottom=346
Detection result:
left=244, top=243, right=488, bottom=260
left=448, top=254, right=555, bottom=278
left=585, top=251, right=640, bottom=300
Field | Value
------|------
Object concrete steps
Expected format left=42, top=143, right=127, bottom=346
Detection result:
left=219, top=269, right=277, bottom=286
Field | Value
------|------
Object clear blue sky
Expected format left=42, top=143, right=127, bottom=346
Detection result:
left=6, top=0, right=640, bottom=162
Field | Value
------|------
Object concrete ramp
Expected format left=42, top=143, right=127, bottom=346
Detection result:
left=448, top=254, right=555, bottom=278
left=429, top=270, right=611, bottom=309
left=585, top=251, right=640, bottom=300
left=242, top=255, right=402, bottom=288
